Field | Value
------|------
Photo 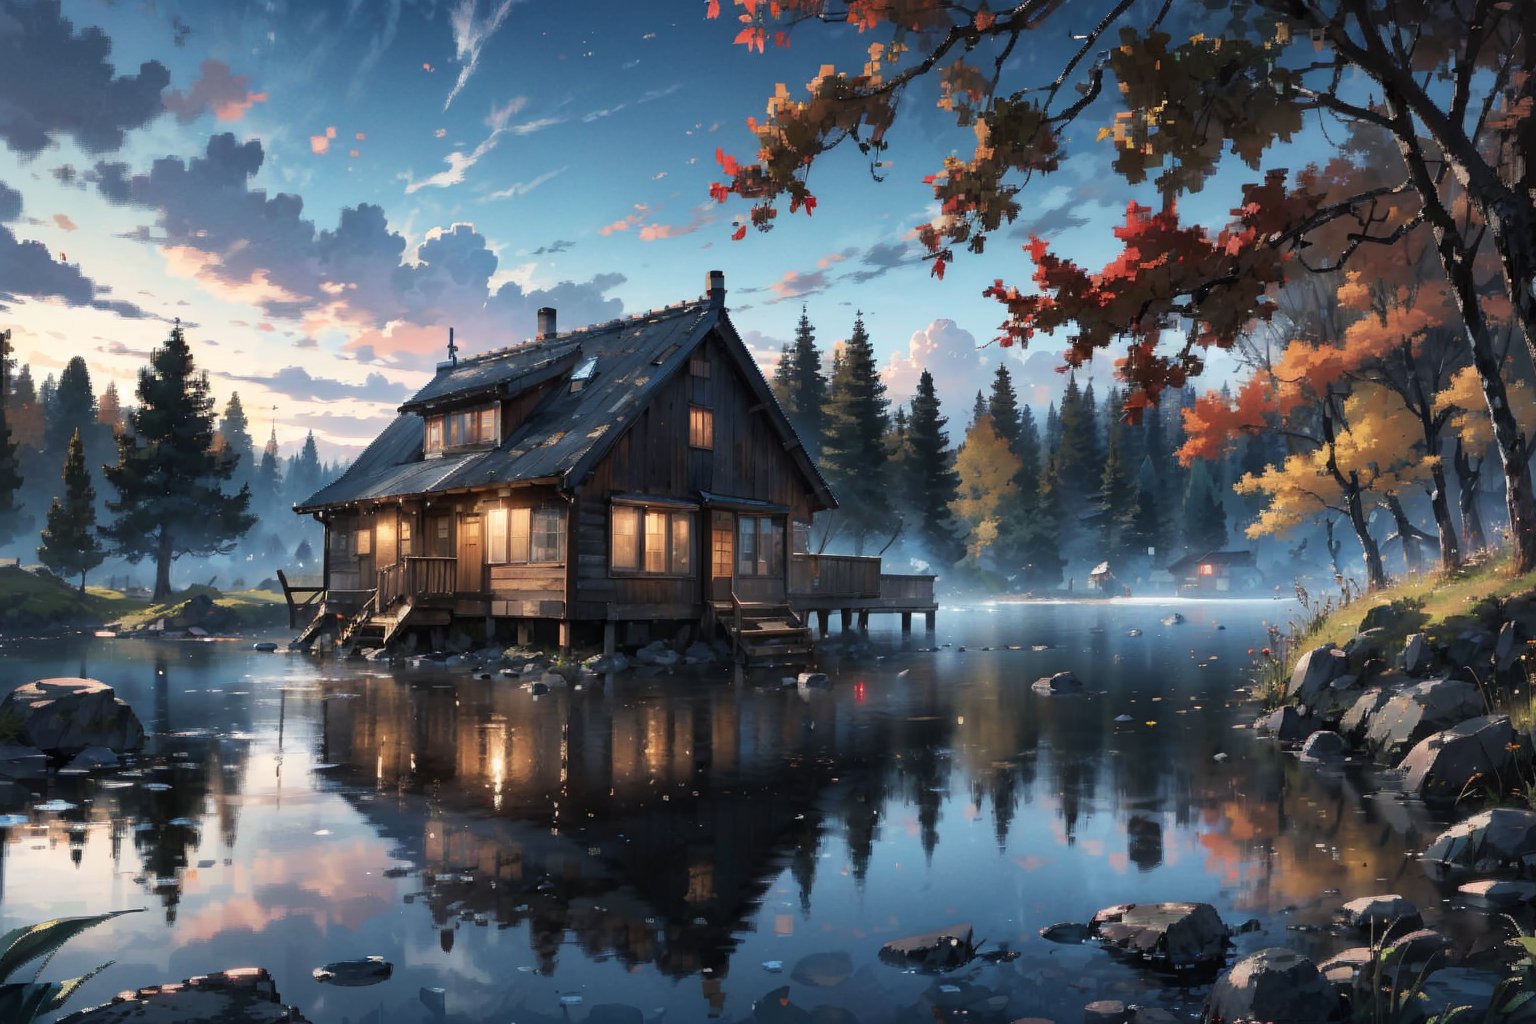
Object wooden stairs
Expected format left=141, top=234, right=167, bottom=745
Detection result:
left=292, top=593, right=452, bottom=655
left=717, top=596, right=815, bottom=667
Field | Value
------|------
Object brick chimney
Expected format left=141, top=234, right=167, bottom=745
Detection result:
left=706, top=270, right=725, bottom=304
left=536, top=307, right=556, bottom=340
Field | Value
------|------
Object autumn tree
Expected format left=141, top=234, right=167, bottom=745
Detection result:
left=951, top=417, right=1019, bottom=568
left=103, top=324, right=255, bottom=599
left=708, top=0, right=1536, bottom=574
left=820, top=313, right=893, bottom=551
left=1435, top=363, right=1536, bottom=555
left=38, top=429, right=104, bottom=592
left=97, top=381, right=124, bottom=433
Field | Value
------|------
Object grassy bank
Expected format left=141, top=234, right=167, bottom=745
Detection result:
left=0, top=564, right=149, bottom=631
left=107, top=584, right=290, bottom=633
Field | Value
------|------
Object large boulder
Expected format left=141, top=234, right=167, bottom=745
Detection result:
left=1300, top=730, right=1349, bottom=762
left=1362, top=679, right=1483, bottom=761
left=1401, top=633, right=1433, bottom=675
left=1422, top=807, right=1536, bottom=878
left=1496, top=622, right=1521, bottom=673
left=1089, top=902, right=1229, bottom=970
left=55, top=967, right=312, bottom=1023
left=1339, top=688, right=1392, bottom=743
left=1033, top=671, right=1084, bottom=696
left=1289, top=645, right=1349, bottom=706
left=878, top=924, right=977, bottom=971
left=0, top=678, right=145, bottom=755
left=1457, top=879, right=1536, bottom=908
left=1256, top=706, right=1319, bottom=743
left=1398, top=715, right=1516, bottom=803
left=1201, top=948, right=1342, bottom=1024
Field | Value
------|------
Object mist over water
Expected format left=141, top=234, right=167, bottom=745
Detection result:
left=0, top=598, right=1464, bottom=1022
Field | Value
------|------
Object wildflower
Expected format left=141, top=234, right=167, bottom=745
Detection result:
left=1261, top=647, right=1272, bottom=657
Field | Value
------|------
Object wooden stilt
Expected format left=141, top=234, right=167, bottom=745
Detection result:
left=517, top=620, right=532, bottom=646
left=857, top=610, right=869, bottom=631
left=901, top=612, right=912, bottom=634
left=924, top=610, right=936, bottom=633
left=816, top=610, right=829, bottom=637
left=603, top=621, right=616, bottom=657
left=558, top=620, right=571, bottom=654
left=839, top=609, right=852, bottom=632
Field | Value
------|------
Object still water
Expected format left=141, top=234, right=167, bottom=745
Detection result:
left=0, top=599, right=1464, bottom=1023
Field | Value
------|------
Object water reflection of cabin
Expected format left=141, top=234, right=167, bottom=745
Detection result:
left=291, top=272, right=936, bottom=661
left=1166, top=550, right=1259, bottom=594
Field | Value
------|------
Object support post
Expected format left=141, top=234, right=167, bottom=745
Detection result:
left=603, top=621, right=616, bottom=657
left=901, top=612, right=912, bottom=634
left=857, top=610, right=869, bottom=631
left=816, top=610, right=829, bottom=637
left=558, top=620, right=571, bottom=655
left=517, top=620, right=532, bottom=646
left=840, top=609, right=852, bottom=632
left=924, top=610, right=936, bottom=633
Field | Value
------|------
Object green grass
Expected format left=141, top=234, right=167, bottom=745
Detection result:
left=108, top=584, right=289, bottom=633
left=0, top=565, right=148, bottom=631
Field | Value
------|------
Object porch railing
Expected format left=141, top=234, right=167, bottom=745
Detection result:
left=375, top=556, right=456, bottom=605
left=789, top=553, right=881, bottom=598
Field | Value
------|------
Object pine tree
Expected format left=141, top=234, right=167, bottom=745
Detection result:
left=256, top=427, right=281, bottom=514
left=820, top=313, right=893, bottom=552
left=10, top=364, right=41, bottom=450
left=1015, top=405, right=1042, bottom=508
left=988, top=365, right=1021, bottom=451
left=47, top=357, right=96, bottom=457
left=970, top=390, right=988, bottom=430
left=38, top=428, right=104, bottom=591
left=1181, top=459, right=1228, bottom=554
left=97, top=381, right=124, bottom=433
left=289, top=431, right=322, bottom=505
left=775, top=307, right=828, bottom=458
left=102, top=323, right=255, bottom=599
left=907, top=370, right=963, bottom=565
left=1096, top=396, right=1135, bottom=556
left=218, top=392, right=255, bottom=491
left=0, top=334, right=26, bottom=548
left=1123, top=456, right=1163, bottom=563
left=1044, top=400, right=1061, bottom=455
left=1055, top=373, right=1098, bottom=511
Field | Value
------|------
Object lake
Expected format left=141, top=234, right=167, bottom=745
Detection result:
left=0, top=598, right=1464, bottom=1023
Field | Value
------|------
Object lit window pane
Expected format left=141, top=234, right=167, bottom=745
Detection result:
left=670, top=513, right=691, bottom=574
left=532, top=508, right=564, bottom=563
left=509, top=507, right=531, bottom=562
left=486, top=508, right=508, bottom=564
left=644, top=511, right=667, bottom=573
left=611, top=507, right=639, bottom=570
left=690, top=406, right=713, bottom=449
left=737, top=518, right=757, bottom=577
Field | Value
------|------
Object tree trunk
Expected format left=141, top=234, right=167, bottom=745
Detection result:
left=153, top=528, right=173, bottom=601
left=1383, top=493, right=1424, bottom=574
left=1346, top=484, right=1387, bottom=592
left=1425, top=462, right=1460, bottom=573
left=1453, top=440, right=1488, bottom=553
left=77, top=571, right=85, bottom=594
left=1324, top=518, right=1344, bottom=578
left=1385, top=92, right=1536, bottom=575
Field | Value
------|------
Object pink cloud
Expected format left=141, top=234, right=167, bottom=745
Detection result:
left=52, top=213, right=76, bottom=232
left=310, top=126, right=337, bottom=156
left=162, top=59, right=267, bottom=124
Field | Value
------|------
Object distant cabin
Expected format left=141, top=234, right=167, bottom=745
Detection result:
left=290, top=271, right=934, bottom=660
left=1166, top=550, right=1260, bottom=595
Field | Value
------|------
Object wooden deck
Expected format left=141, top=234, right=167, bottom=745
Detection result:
left=788, top=554, right=937, bottom=635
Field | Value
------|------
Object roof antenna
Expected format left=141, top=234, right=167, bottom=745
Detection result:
left=447, top=326, right=458, bottom=366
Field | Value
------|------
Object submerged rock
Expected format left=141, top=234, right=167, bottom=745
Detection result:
left=312, top=955, right=393, bottom=985
left=789, top=951, right=852, bottom=987
left=1200, top=948, right=1343, bottom=1024
left=878, top=924, right=977, bottom=972
left=1039, top=921, right=1091, bottom=944
left=1337, top=895, right=1421, bottom=936
left=1406, top=967, right=1532, bottom=1024
left=0, top=678, right=145, bottom=755
left=1422, top=807, right=1536, bottom=878
left=1255, top=706, right=1319, bottom=743
left=1299, top=730, right=1349, bottom=762
left=1398, top=714, right=1515, bottom=803
left=1456, top=879, right=1536, bottom=908
left=1032, top=671, right=1083, bottom=696
left=1089, top=902, right=1230, bottom=969
left=55, top=966, right=312, bottom=1023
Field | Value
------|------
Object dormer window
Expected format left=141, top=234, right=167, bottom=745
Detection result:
left=425, top=403, right=498, bottom=455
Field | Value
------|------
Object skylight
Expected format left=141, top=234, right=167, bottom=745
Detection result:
left=572, top=356, right=597, bottom=381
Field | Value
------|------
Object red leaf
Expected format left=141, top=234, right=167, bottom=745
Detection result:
left=732, top=224, right=747, bottom=241
left=706, top=0, right=720, bottom=18
left=932, top=257, right=946, bottom=280
left=715, top=147, right=740, bottom=177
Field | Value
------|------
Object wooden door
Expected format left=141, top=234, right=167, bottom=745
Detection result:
left=458, top=515, right=484, bottom=593
left=709, top=511, right=734, bottom=602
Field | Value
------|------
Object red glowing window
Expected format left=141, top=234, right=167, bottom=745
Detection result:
left=1198, top=563, right=1215, bottom=576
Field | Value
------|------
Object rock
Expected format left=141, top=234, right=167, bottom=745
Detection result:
left=0, top=678, right=145, bottom=755
left=1289, top=644, right=1349, bottom=706
left=1377, top=928, right=1451, bottom=975
left=1299, top=730, right=1349, bottom=761
left=1256, top=706, right=1319, bottom=743
left=526, top=681, right=550, bottom=696
left=1084, top=1000, right=1129, bottom=1024
left=584, top=652, right=629, bottom=674
left=1033, top=671, right=1084, bottom=696
left=312, top=955, right=393, bottom=985
left=1403, top=968, right=1526, bottom=1024
left=539, top=671, right=568, bottom=688
left=1337, top=895, right=1421, bottom=936
left=797, top=672, right=831, bottom=690
left=1200, top=948, right=1343, bottom=1024
left=0, top=743, right=47, bottom=779
left=1343, top=630, right=1389, bottom=672
left=252, top=642, right=278, bottom=652
left=1362, top=679, right=1483, bottom=760
left=1422, top=807, right=1536, bottom=878
left=1339, top=688, right=1392, bottom=742
left=878, top=924, right=978, bottom=972
left=1089, top=902, right=1230, bottom=969
left=1398, top=714, right=1515, bottom=803
left=635, top=641, right=680, bottom=667
left=1316, top=947, right=1372, bottom=995
left=1040, top=922, right=1091, bottom=944
left=1162, top=613, right=1185, bottom=626
left=65, top=746, right=119, bottom=771
left=420, top=986, right=447, bottom=1016
left=1360, top=603, right=1410, bottom=633
left=55, top=966, right=313, bottom=1023
left=1401, top=632, right=1433, bottom=675
left=752, top=986, right=811, bottom=1024
left=684, top=641, right=718, bottom=664
left=1496, top=621, right=1520, bottom=672
left=1456, top=879, right=1536, bottom=908
left=789, top=951, right=853, bottom=987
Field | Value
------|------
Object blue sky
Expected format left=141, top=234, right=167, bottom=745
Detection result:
left=0, top=0, right=1265, bottom=458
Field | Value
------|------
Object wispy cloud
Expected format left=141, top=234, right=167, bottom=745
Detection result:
left=487, top=166, right=567, bottom=200
left=405, top=97, right=546, bottom=194
left=444, top=0, right=521, bottom=111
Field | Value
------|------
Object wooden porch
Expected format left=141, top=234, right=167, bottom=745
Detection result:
left=788, top=554, right=938, bottom=636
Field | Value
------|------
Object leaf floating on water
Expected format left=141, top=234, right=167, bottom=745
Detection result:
left=142, top=783, right=171, bottom=792
left=762, top=960, right=784, bottom=972
left=33, top=800, right=77, bottom=812
left=1115, top=715, right=1134, bottom=723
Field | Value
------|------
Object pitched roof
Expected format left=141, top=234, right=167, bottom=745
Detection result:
left=297, top=287, right=835, bottom=512
left=1166, top=549, right=1257, bottom=574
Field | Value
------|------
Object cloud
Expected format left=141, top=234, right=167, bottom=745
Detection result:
left=638, top=206, right=713, bottom=241
left=881, top=318, right=997, bottom=406
left=768, top=269, right=830, bottom=302
left=444, top=0, right=521, bottom=110
left=843, top=240, right=918, bottom=283
left=1010, top=203, right=1089, bottom=239
left=0, top=183, right=18, bottom=223
left=224, top=366, right=409, bottom=404
left=0, top=0, right=170, bottom=155
left=162, top=59, right=268, bottom=124
left=405, top=97, right=544, bottom=193
left=310, top=126, right=336, bottom=155
left=0, top=178, right=146, bottom=317
left=51, top=213, right=75, bottom=231
left=530, top=239, right=573, bottom=255
left=600, top=203, right=649, bottom=235
left=486, top=165, right=565, bottom=200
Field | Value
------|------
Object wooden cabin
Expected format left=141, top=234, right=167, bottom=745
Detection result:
left=292, top=271, right=934, bottom=661
left=1166, top=550, right=1260, bottom=595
